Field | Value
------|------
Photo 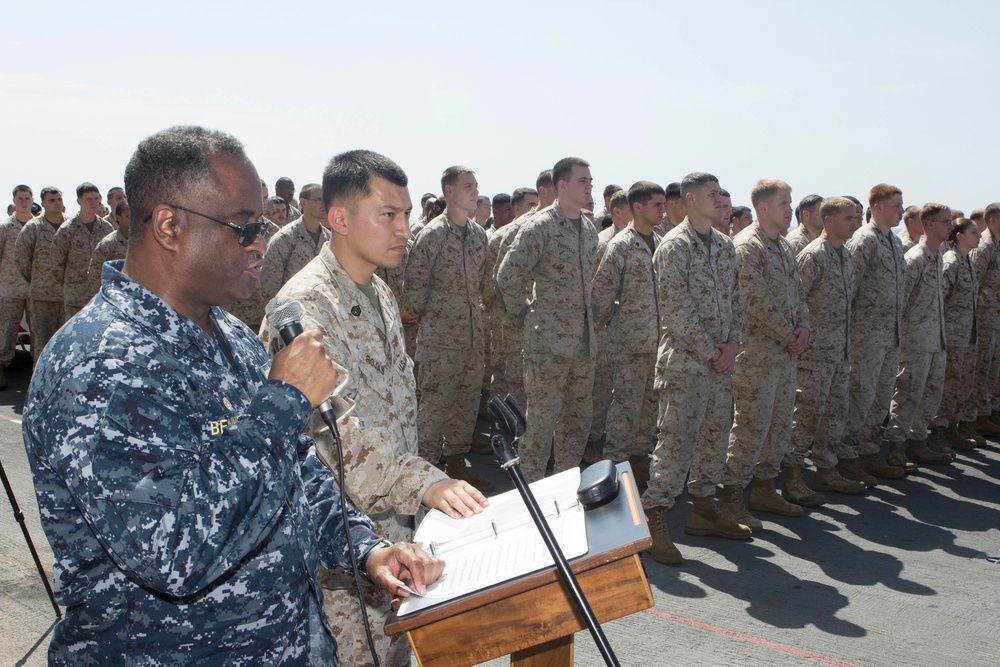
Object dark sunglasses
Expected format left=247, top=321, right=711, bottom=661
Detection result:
left=143, top=204, right=271, bottom=247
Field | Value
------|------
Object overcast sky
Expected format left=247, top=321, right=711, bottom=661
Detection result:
left=3, top=0, right=996, bottom=219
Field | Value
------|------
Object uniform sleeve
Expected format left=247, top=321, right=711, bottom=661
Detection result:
left=50, top=228, right=70, bottom=292
left=403, top=228, right=438, bottom=319
left=87, top=243, right=107, bottom=300
left=797, top=249, right=821, bottom=297
left=15, top=224, right=34, bottom=284
left=591, top=241, right=625, bottom=326
left=654, top=241, right=718, bottom=363
left=259, top=234, right=292, bottom=301
left=736, top=242, right=794, bottom=344
left=941, top=256, right=958, bottom=302
left=902, top=253, right=922, bottom=311
left=497, top=223, right=544, bottom=318
left=727, top=243, right=745, bottom=345
left=23, top=359, right=317, bottom=599
left=847, top=235, right=871, bottom=302
left=481, top=234, right=502, bottom=308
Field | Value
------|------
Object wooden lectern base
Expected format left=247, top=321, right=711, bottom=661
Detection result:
left=386, top=464, right=653, bottom=667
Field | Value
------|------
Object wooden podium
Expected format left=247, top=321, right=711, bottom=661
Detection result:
left=385, top=462, right=653, bottom=667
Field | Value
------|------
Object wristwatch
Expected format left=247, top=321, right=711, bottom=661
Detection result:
left=359, top=539, right=393, bottom=582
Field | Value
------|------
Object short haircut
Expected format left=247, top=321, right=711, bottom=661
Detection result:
left=76, top=182, right=99, bottom=198
left=12, top=184, right=31, bottom=197
left=115, top=199, right=129, bottom=217
left=949, top=218, right=976, bottom=243
left=843, top=195, right=863, bottom=208
left=441, top=165, right=475, bottom=192
left=730, top=206, right=751, bottom=222
left=421, top=192, right=436, bottom=205
left=719, top=189, right=731, bottom=198
left=603, top=184, right=622, bottom=199
left=970, top=208, right=985, bottom=222
left=322, top=149, right=408, bottom=210
left=985, top=202, right=1000, bottom=223
left=267, top=195, right=286, bottom=206
left=920, top=202, right=951, bottom=223
left=552, top=157, right=589, bottom=189
left=868, top=183, right=902, bottom=207
left=750, top=178, right=791, bottom=209
left=106, top=186, right=124, bottom=199
left=610, top=190, right=629, bottom=211
left=124, top=125, right=248, bottom=236
left=902, top=205, right=921, bottom=224
left=276, top=177, right=294, bottom=187
left=820, top=196, right=857, bottom=221
left=492, top=192, right=511, bottom=207
left=664, top=182, right=682, bottom=201
left=477, top=195, right=491, bottom=205
left=794, top=194, right=823, bottom=221
left=536, top=169, right=553, bottom=191
left=511, top=187, right=538, bottom=208
left=680, top=172, right=719, bottom=199
left=40, top=186, right=61, bottom=201
left=299, top=183, right=322, bottom=201
left=626, top=181, right=664, bottom=209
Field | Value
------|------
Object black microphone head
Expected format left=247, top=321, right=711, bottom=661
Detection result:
left=265, top=296, right=302, bottom=331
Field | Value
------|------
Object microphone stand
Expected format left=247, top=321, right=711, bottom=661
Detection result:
left=488, top=396, right=620, bottom=667
left=0, top=459, right=61, bottom=619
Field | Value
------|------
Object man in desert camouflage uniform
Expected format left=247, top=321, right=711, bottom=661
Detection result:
left=15, top=186, right=67, bottom=365
left=584, top=187, right=632, bottom=463
left=405, top=165, right=492, bottom=490
left=260, top=183, right=331, bottom=301
left=276, top=176, right=302, bottom=222
left=51, top=183, right=114, bottom=319
left=641, top=172, right=751, bottom=566
left=103, top=187, right=126, bottom=229
left=23, top=125, right=440, bottom=667
left=841, top=184, right=910, bottom=479
left=720, top=179, right=810, bottom=531
left=0, top=185, right=34, bottom=388
left=497, top=158, right=599, bottom=482
left=654, top=181, right=685, bottom=236
left=591, top=181, right=663, bottom=481
left=784, top=197, right=862, bottom=505
left=261, top=150, right=486, bottom=667
left=494, top=176, right=548, bottom=408
left=87, top=199, right=130, bottom=298
left=969, top=203, right=1000, bottom=437
left=786, top=194, right=823, bottom=256
left=885, top=203, right=953, bottom=466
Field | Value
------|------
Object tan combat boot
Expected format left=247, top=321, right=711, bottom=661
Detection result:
left=857, top=454, right=905, bottom=479
left=749, top=478, right=803, bottom=517
left=444, top=455, right=495, bottom=491
left=973, top=415, right=1000, bottom=437
left=781, top=466, right=826, bottom=506
left=684, top=495, right=752, bottom=539
left=958, top=421, right=986, bottom=447
left=645, top=506, right=683, bottom=565
left=628, top=454, right=650, bottom=486
left=886, top=442, right=918, bottom=474
left=837, top=458, right=878, bottom=488
left=927, top=428, right=956, bottom=461
left=719, top=484, right=763, bottom=532
left=905, top=439, right=952, bottom=466
left=941, top=423, right=976, bottom=451
left=813, top=467, right=866, bottom=494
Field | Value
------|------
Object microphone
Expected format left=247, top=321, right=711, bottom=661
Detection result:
left=265, top=296, right=338, bottom=429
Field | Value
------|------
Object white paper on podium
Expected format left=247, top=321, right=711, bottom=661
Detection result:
left=397, top=467, right=588, bottom=616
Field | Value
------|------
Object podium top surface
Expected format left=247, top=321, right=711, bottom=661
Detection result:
left=386, top=461, right=651, bottom=634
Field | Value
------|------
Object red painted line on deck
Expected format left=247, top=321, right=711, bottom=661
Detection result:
left=644, top=608, right=860, bottom=667
left=0, top=414, right=22, bottom=425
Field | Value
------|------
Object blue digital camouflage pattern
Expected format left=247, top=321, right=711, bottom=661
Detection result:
left=22, top=260, right=381, bottom=666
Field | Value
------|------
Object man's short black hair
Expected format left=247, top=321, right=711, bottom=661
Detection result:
left=730, top=205, right=751, bottom=222
left=40, top=186, right=61, bottom=201
left=552, top=157, right=590, bottom=190
left=680, top=172, right=719, bottom=199
left=794, top=194, right=823, bottom=222
left=627, top=180, right=665, bottom=209
left=106, top=186, right=124, bottom=199
left=719, top=189, right=731, bottom=198
left=492, top=192, right=511, bottom=207
left=664, top=182, right=682, bottom=201
left=12, top=184, right=31, bottom=198
left=511, top=187, right=538, bottom=208
left=322, top=149, right=408, bottom=210
left=124, top=125, right=248, bottom=238
left=603, top=184, right=622, bottom=200
left=76, top=182, right=99, bottom=199
left=536, top=169, right=553, bottom=191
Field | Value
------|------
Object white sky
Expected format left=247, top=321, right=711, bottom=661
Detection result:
left=3, top=0, right=996, bottom=218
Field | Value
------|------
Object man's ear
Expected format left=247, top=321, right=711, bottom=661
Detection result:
left=327, top=205, right=348, bottom=236
left=149, top=205, right=183, bottom=252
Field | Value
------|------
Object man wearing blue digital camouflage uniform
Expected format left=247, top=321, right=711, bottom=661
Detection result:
left=21, top=125, right=441, bottom=666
